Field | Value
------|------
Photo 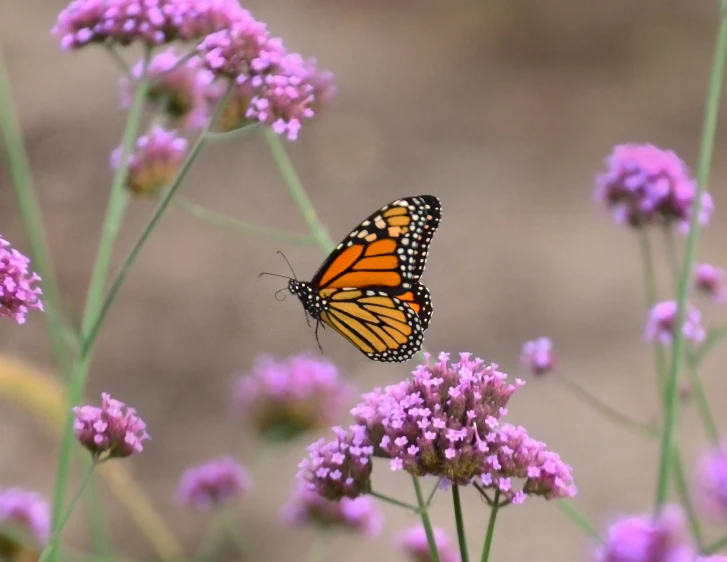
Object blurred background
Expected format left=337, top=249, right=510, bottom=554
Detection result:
left=2, top=0, right=727, bottom=560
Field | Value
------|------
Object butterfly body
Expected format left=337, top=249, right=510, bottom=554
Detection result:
left=288, top=195, right=441, bottom=362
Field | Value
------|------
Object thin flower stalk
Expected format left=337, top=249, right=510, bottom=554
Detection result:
left=412, top=475, right=441, bottom=562
left=654, top=8, right=727, bottom=512
left=452, top=485, right=469, bottom=562
left=480, top=490, right=501, bottom=562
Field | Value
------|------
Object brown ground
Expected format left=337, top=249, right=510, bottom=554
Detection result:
left=2, top=1, right=727, bottom=560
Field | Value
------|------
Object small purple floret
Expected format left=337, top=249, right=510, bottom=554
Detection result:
left=0, top=235, right=43, bottom=324
left=643, top=301, right=705, bottom=346
left=175, top=456, right=250, bottom=511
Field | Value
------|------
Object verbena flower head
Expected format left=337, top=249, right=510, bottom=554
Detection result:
left=694, top=263, right=727, bottom=303
left=520, top=337, right=557, bottom=376
left=643, top=301, right=705, bottom=346
left=695, top=444, right=727, bottom=521
left=120, top=49, right=213, bottom=129
left=111, top=126, right=187, bottom=197
left=350, top=352, right=576, bottom=502
left=281, top=482, right=382, bottom=536
left=297, top=425, right=374, bottom=500
left=53, top=0, right=245, bottom=50
left=73, top=392, right=149, bottom=459
left=594, top=143, right=713, bottom=232
left=593, top=505, right=695, bottom=562
left=0, top=488, right=50, bottom=559
left=234, top=354, right=353, bottom=442
left=396, top=526, right=461, bottom=562
left=198, top=10, right=334, bottom=140
left=0, top=235, right=43, bottom=324
left=175, top=456, right=250, bottom=511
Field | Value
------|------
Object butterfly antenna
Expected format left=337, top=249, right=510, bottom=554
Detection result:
left=277, top=251, right=298, bottom=280
left=258, top=271, right=293, bottom=280
left=274, top=287, right=288, bottom=302
left=314, top=320, right=325, bottom=354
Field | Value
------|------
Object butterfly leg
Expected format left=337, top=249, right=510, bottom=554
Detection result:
left=304, top=310, right=312, bottom=329
left=314, top=320, right=325, bottom=354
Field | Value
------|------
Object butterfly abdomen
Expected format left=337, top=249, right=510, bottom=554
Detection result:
left=288, top=280, right=326, bottom=318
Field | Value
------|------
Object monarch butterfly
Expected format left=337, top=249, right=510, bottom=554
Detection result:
left=265, top=195, right=441, bottom=362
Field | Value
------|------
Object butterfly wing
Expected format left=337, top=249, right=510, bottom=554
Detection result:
left=396, top=282, right=433, bottom=330
left=310, top=196, right=441, bottom=292
left=318, top=288, right=424, bottom=362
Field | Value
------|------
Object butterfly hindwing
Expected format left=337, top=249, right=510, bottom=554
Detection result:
left=310, top=196, right=441, bottom=292
left=318, top=287, right=424, bottom=362
left=396, top=282, right=433, bottom=331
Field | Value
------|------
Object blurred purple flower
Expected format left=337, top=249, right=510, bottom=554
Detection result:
left=593, top=505, right=694, bottom=562
left=594, top=143, right=713, bottom=232
left=694, top=263, right=727, bottom=303
left=0, top=487, right=49, bottom=558
left=197, top=10, right=334, bottom=139
left=351, top=352, right=576, bottom=502
left=396, top=526, right=460, bottom=562
left=234, top=354, right=353, bottom=442
left=111, top=126, right=187, bottom=197
left=175, top=456, right=250, bottom=511
left=0, top=235, right=42, bottom=324
left=520, top=337, right=557, bottom=376
left=282, top=482, right=382, bottom=536
left=73, top=392, right=149, bottom=460
left=695, top=444, right=727, bottom=521
left=52, top=0, right=245, bottom=50
left=297, top=425, right=374, bottom=500
left=643, top=301, right=705, bottom=346
left=120, top=48, right=214, bottom=129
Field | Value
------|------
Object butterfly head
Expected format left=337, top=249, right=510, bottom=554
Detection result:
left=288, top=279, right=324, bottom=318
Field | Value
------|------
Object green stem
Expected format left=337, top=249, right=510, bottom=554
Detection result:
left=654, top=8, right=727, bottom=512
left=262, top=128, right=335, bottom=253
left=220, top=511, right=247, bottom=559
left=554, top=501, right=602, bottom=542
left=704, top=533, right=727, bottom=556
left=480, top=491, right=501, bottom=562
left=0, top=49, right=72, bottom=375
left=194, top=513, right=227, bottom=562
left=105, top=44, right=131, bottom=77
left=47, top=72, right=149, bottom=559
left=80, top=82, right=234, bottom=356
left=671, top=447, right=704, bottom=549
left=368, top=490, right=419, bottom=512
left=426, top=478, right=441, bottom=507
left=307, top=532, right=326, bottom=562
left=412, top=475, right=440, bottom=562
left=639, top=229, right=668, bottom=393
left=206, top=123, right=260, bottom=142
left=555, top=371, right=657, bottom=437
left=452, top=485, right=470, bottom=562
left=40, top=463, right=97, bottom=562
left=174, top=197, right=317, bottom=245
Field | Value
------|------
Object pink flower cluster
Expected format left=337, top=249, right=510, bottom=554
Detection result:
left=594, top=143, right=713, bottom=232
left=298, top=353, right=576, bottom=504
left=73, top=392, right=150, bottom=459
left=694, top=263, right=727, bottom=303
left=0, top=487, right=50, bottom=554
left=175, top=456, right=250, bottom=511
left=52, top=0, right=244, bottom=50
left=696, top=444, right=727, bottom=521
left=0, top=235, right=42, bottom=324
left=396, top=526, right=461, bottom=562
left=282, top=482, right=382, bottom=537
left=520, top=337, right=557, bottom=376
left=234, top=354, right=353, bottom=442
left=111, top=126, right=187, bottom=197
left=643, top=301, right=705, bottom=347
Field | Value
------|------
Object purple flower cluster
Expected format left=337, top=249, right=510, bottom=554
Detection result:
left=111, top=126, right=187, bottom=197
left=282, top=482, right=382, bottom=537
left=297, top=425, right=374, bottom=500
left=120, top=48, right=213, bottom=129
left=298, top=353, right=576, bottom=503
left=594, top=506, right=701, bottom=562
left=175, top=456, right=250, bottom=511
left=53, top=0, right=244, bottom=50
left=696, top=444, right=727, bottom=521
left=73, top=392, right=149, bottom=459
left=234, top=354, right=353, bottom=442
left=594, top=143, right=713, bottom=232
left=0, top=487, right=50, bottom=557
left=643, top=301, right=705, bottom=346
left=197, top=10, right=334, bottom=139
left=0, top=235, right=42, bottom=324
left=694, top=263, right=727, bottom=303
left=396, top=526, right=461, bottom=562
left=520, top=337, right=557, bottom=376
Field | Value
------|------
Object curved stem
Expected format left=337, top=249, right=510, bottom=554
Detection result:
left=80, top=82, right=234, bottom=356
left=671, top=447, right=704, bottom=549
left=206, top=123, right=260, bottom=142
left=412, top=475, right=440, bottom=562
left=452, top=485, right=470, bottom=562
left=554, top=501, right=602, bottom=542
left=654, top=7, right=727, bottom=512
left=426, top=478, right=442, bottom=507
left=704, top=533, right=727, bottom=556
left=480, top=490, right=501, bottom=562
left=47, top=70, right=149, bottom=559
left=174, top=196, right=317, bottom=245
left=555, top=372, right=657, bottom=436
left=368, top=490, right=419, bottom=512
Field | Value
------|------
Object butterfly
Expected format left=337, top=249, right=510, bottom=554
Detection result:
left=267, top=196, right=441, bottom=363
